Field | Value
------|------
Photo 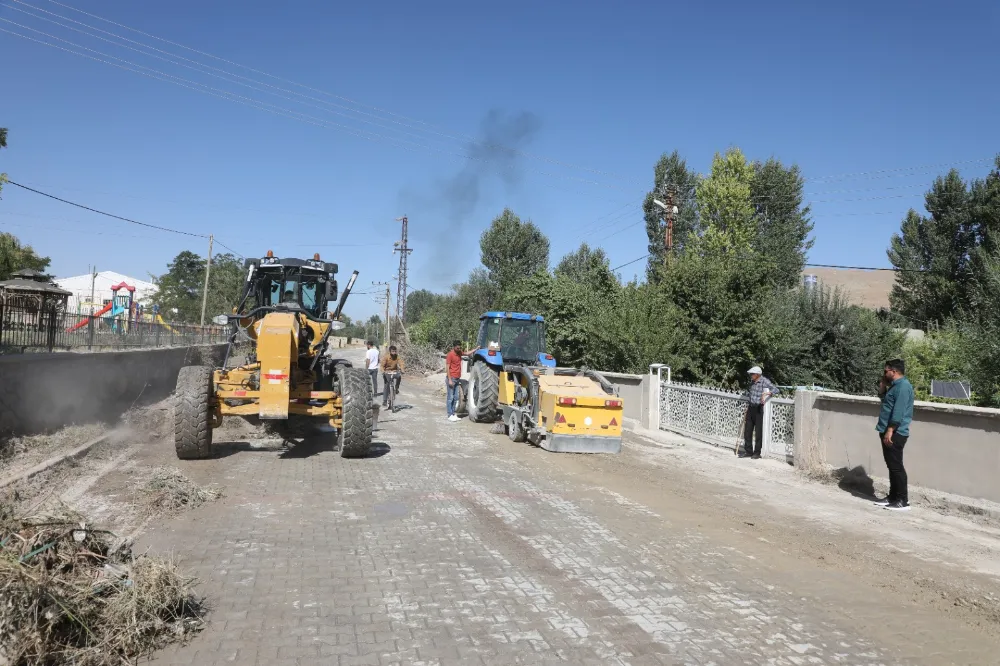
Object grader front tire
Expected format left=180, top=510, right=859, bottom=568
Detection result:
left=338, top=366, right=374, bottom=458
left=174, top=365, right=214, bottom=460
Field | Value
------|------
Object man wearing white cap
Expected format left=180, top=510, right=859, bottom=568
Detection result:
left=743, top=365, right=780, bottom=459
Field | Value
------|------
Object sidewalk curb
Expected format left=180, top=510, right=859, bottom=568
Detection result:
left=0, top=433, right=111, bottom=489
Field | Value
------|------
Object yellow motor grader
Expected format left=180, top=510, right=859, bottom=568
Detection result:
left=172, top=251, right=374, bottom=459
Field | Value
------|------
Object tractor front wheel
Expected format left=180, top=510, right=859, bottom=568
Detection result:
left=507, top=410, right=527, bottom=443
left=469, top=362, right=500, bottom=423
left=174, top=365, right=214, bottom=460
left=338, top=366, right=374, bottom=458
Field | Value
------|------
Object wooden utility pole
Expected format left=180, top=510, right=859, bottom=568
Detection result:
left=199, top=234, right=214, bottom=326
left=371, top=281, right=391, bottom=348
left=663, top=188, right=676, bottom=256
left=88, top=265, right=97, bottom=316
left=653, top=187, right=678, bottom=264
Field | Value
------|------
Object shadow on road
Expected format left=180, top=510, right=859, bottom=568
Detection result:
left=210, top=441, right=284, bottom=459
left=210, top=435, right=391, bottom=460
left=830, top=465, right=877, bottom=500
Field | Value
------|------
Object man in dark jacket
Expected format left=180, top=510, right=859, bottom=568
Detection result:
left=876, top=358, right=915, bottom=511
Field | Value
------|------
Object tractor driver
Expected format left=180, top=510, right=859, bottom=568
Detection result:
left=506, top=328, right=531, bottom=359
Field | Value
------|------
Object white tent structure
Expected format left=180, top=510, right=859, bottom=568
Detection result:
left=55, top=271, right=158, bottom=315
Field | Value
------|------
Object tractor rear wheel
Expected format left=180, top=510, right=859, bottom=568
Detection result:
left=469, top=362, right=500, bottom=423
left=174, top=365, right=214, bottom=460
left=338, top=366, right=374, bottom=458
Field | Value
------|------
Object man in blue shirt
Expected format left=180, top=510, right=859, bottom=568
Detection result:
left=876, top=358, right=915, bottom=511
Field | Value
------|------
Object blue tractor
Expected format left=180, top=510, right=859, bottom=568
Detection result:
left=466, top=311, right=556, bottom=423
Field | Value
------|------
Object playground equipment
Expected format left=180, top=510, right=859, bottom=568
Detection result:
left=466, top=312, right=623, bottom=454
left=66, top=281, right=135, bottom=332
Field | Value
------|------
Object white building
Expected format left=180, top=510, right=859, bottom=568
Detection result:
left=55, top=271, right=158, bottom=315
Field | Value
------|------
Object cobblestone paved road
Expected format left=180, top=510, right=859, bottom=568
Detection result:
left=145, top=358, right=998, bottom=665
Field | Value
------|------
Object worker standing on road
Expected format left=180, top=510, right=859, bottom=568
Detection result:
left=876, top=359, right=915, bottom=511
left=365, top=341, right=380, bottom=398
left=743, top=365, right=780, bottom=459
left=445, top=340, right=478, bottom=422
left=380, top=345, right=405, bottom=407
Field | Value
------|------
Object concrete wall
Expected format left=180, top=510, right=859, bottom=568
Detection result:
left=795, top=391, right=1000, bottom=503
left=602, top=372, right=649, bottom=429
left=0, top=345, right=225, bottom=436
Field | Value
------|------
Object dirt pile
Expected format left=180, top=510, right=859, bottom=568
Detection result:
left=0, top=505, right=205, bottom=666
left=135, top=468, right=223, bottom=516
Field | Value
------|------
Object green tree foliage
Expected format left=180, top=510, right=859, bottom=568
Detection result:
left=153, top=251, right=242, bottom=323
left=643, top=151, right=700, bottom=281
left=0, top=232, right=50, bottom=281
left=888, top=169, right=976, bottom=325
left=406, top=147, right=896, bottom=396
left=404, top=289, right=439, bottom=325
left=479, top=208, right=549, bottom=293
left=751, top=158, right=814, bottom=288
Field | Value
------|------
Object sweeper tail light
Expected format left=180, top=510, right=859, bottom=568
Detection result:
left=557, top=397, right=577, bottom=406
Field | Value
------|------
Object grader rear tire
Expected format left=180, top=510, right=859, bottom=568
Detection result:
left=469, top=363, right=500, bottom=423
left=174, top=365, right=214, bottom=460
left=338, top=366, right=374, bottom=458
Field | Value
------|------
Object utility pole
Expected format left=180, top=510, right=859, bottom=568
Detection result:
left=199, top=234, right=214, bottom=326
left=392, top=215, right=412, bottom=334
left=88, top=265, right=97, bottom=316
left=653, top=188, right=679, bottom=262
left=371, top=281, right=390, bottom=348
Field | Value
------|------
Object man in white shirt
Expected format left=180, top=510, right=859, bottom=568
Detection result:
left=365, top=341, right=380, bottom=397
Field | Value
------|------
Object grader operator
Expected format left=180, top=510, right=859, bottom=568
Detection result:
left=172, top=251, right=374, bottom=459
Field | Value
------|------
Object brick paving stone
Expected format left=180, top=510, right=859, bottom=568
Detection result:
left=142, top=363, right=998, bottom=665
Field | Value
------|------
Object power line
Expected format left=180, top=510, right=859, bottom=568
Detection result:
left=804, top=263, right=922, bottom=273
left=6, top=180, right=207, bottom=237
left=0, top=21, right=631, bottom=197
left=23, top=0, right=644, bottom=187
left=610, top=254, right=650, bottom=272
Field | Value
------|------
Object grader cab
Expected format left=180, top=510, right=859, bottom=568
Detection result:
left=172, top=251, right=374, bottom=459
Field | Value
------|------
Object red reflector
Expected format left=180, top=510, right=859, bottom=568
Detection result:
left=488, top=350, right=496, bottom=356
left=609, top=417, right=618, bottom=426
left=544, top=354, right=554, bottom=360
left=557, top=397, right=577, bottom=406
left=233, top=390, right=247, bottom=397
left=555, top=412, right=566, bottom=423
left=605, top=399, right=622, bottom=408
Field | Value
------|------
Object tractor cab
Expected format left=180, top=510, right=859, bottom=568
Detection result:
left=475, top=312, right=555, bottom=368
left=243, top=252, right=338, bottom=320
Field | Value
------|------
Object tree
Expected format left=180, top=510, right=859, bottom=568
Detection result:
left=153, top=251, right=242, bottom=323
left=751, top=158, right=813, bottom=288
left=696, top=148, right=758, bottom=255
left=888, top=169, right=975, bottom=326
left=404, top=289, right=438, bottom=325
left=479, top=208, right=549, bottom=293
left=643, top=151, right=700, bottom=281
left=0, top=232, right=50, bottom=281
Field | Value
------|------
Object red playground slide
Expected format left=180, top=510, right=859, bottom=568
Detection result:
left=67, top=301, right=114, bottom=332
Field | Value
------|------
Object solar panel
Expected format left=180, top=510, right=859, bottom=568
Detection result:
left=930, top=380, right=971, bottom=400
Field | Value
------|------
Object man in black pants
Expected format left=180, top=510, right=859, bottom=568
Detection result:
left=876, top=358, right=915, bottom=511
left=743, top=365, right=779, bottom=459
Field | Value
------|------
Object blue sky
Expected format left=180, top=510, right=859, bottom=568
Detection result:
left=1, top=0, right=998, bottom=320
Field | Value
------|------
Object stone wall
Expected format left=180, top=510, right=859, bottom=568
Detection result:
left=794, top=391, right=1000, bottom=503
left=601, top=372, right=649, bottom=429
left=0, top=345, right=225, bottom=436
